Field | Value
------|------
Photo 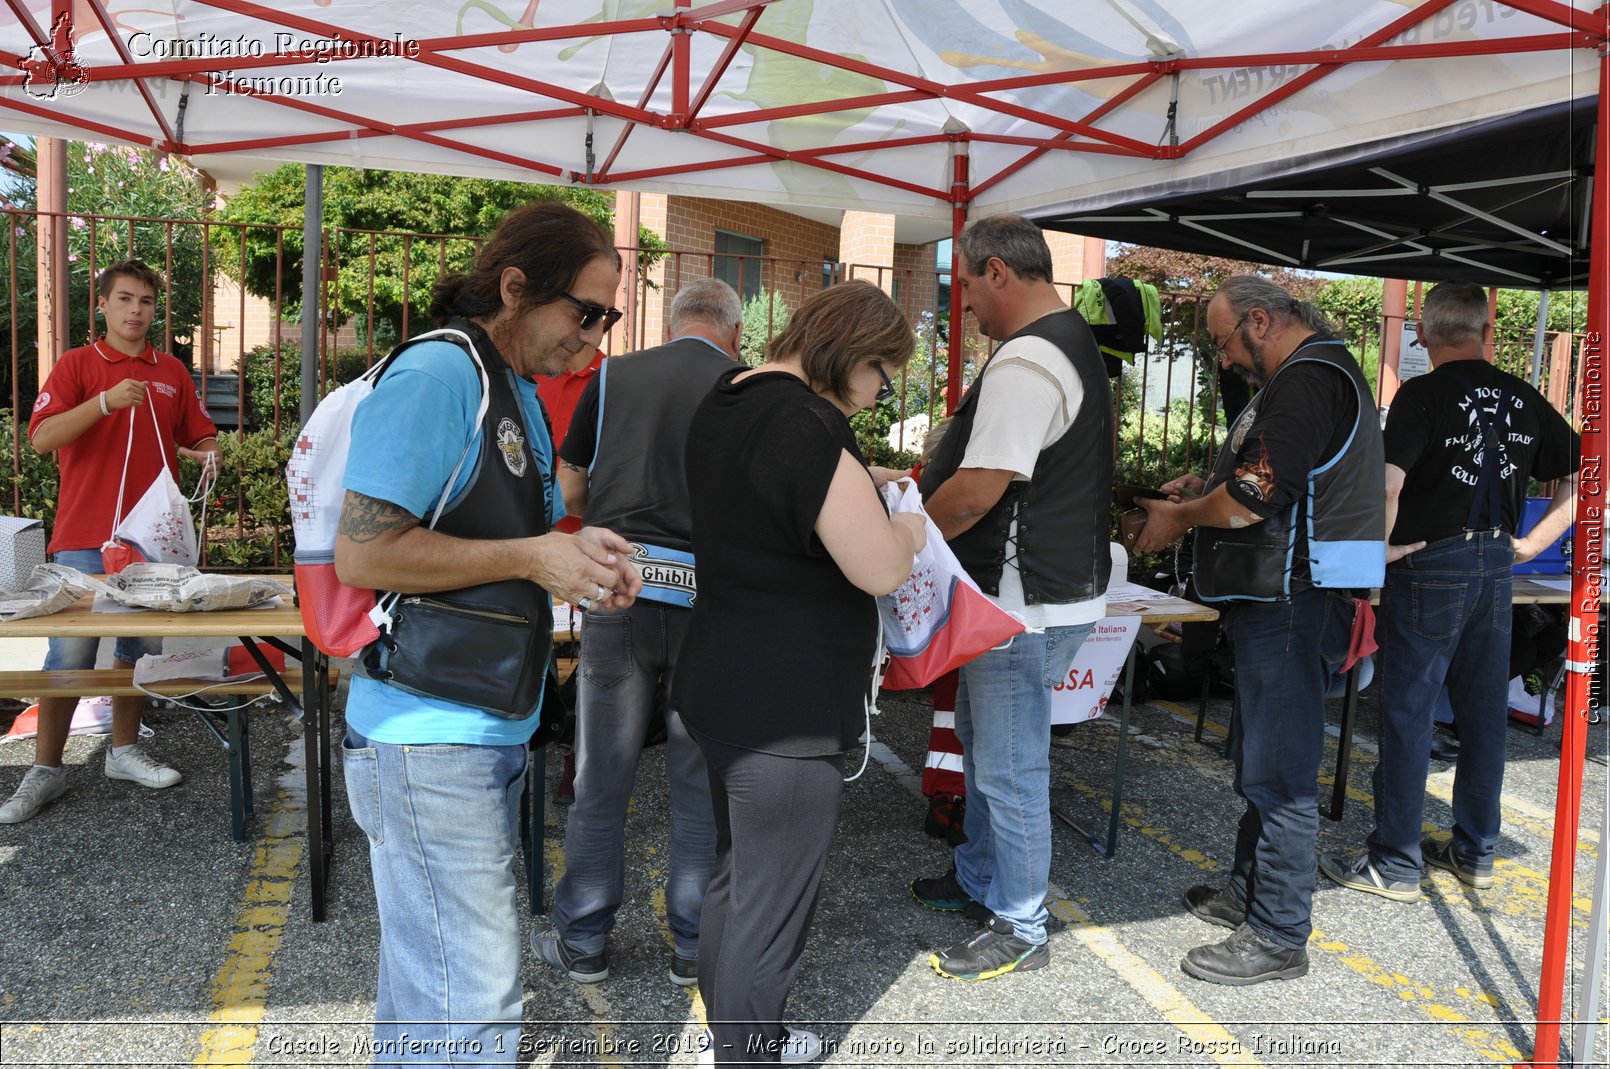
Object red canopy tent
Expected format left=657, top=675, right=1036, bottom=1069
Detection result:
left=4, top=1, right=1605, bottom=1061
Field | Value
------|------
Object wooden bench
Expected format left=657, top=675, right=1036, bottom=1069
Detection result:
left=1, top=667, right=341, bottom=842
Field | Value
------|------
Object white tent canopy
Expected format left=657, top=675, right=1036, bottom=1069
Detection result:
left=1, top=0, right=1599, bottom=229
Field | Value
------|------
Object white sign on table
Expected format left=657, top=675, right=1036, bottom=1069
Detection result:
left=1049, top=616, right=1143, bottom=725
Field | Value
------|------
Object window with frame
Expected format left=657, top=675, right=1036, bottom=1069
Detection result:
left=714, top=230, right=764, bottom=302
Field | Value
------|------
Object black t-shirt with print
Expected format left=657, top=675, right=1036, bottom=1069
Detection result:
left=1384, top=359, right=1579, bottom=545
left=1223, top=350, right=1358, bottom=519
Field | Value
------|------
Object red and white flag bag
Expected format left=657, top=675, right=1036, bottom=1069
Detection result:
left=286, top=329, right=488, bottom=658
left=875, top=479, right=1025, bottom=690
left=103, top=397, right=213, bottom=573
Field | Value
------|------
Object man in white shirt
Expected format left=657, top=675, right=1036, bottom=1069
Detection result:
left=910, top=214, right=1114, bottom=980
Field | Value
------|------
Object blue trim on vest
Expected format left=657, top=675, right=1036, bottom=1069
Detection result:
left=1309, top=539, right=1387, bottom=587
left=589, top=357, right=608, bottom=476
left=629, top=541, right=697, bottom=608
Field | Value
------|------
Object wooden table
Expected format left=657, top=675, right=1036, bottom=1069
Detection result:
left=0, top=580, right=337, bottom=921
left=1051, top=589, right=1219, bottom=857
left=1326, top=575, right=1572, bottom=820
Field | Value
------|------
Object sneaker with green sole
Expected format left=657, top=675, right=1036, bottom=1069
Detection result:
left=929, top=917, right=1048, bottom=980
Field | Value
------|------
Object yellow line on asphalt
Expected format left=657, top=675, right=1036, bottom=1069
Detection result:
left=1157, top=699, right=1600, bottom=851
left=1053, top=764, right=1535, bottom=1047
left=876, top=736, right=1259, bottom=1065
left=1046, top=891, right=1267, bottom=1067
left=193, top=747, right=306, bottom=1066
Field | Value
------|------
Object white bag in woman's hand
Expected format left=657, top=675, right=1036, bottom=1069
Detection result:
left=107, top=398, right=212, bottom=567
left=876, top=478, right=1024, bottom=689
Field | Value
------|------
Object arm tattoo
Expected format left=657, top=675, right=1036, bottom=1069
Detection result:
left=560, top=460, right=586, bottom=473
left=338, top=491, right=420, bottom=544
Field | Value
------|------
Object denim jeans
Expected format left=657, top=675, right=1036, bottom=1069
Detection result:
left=952, top=622, right=1093, bottom=944
left=1224, top=588, right=1353, bottom=948
left=43, top=549, right=163, bottom=669
left=343, top=730, right=528, bottom=1067
left=1368, top=532, right=1513, bottom=881
left=552, top=602, right=715, bottom=958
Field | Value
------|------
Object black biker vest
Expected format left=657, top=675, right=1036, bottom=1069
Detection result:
left=919, top=309, right=1113, bottom=604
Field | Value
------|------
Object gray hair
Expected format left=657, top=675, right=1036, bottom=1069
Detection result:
left=957, top=213, right=1054, bottom=283
left=1215, top=274, right=1335, bottom=337
left=1418, top=282, right=1488, bottom=348
left=669, top=278, right=741, bottom=334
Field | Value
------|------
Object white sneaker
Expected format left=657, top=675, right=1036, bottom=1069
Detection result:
left=780, top=1029, right=822, bottom=1063
left=697, top=1028, right=821, bottom=1065
left=0, top=766, right=67, bottom=823
left=104, top=746, right=182, bottom=788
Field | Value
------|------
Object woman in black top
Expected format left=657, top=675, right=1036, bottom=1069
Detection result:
left=675, top=281, right=925, bottom=1065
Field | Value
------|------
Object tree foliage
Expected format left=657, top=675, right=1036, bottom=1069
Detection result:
left=1, top=138, right=212, bottom=404
left=1105, top=244, right=1324, bottom=299
left=214, top=164, right=668, bottom=347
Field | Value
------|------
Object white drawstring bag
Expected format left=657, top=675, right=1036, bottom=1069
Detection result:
left=103, top=398, right=213, bottom=571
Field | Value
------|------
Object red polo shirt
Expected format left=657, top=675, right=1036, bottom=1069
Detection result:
left=29, top=339, right=217, bottom=553
left=536, top=350, right=605, bottom=534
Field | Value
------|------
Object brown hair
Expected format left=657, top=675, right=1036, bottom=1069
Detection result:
left=97, top=258, right=162, bottom=299
left=429, top=199, right=620, bottom=325
left=767, top=280, right=912, bottom=405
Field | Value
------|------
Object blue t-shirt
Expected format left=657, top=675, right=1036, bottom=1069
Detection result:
left=342, top=337, right=565, bottom=746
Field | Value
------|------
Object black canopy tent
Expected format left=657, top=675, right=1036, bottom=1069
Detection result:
left=1036, top=98, right=1596, bottom=290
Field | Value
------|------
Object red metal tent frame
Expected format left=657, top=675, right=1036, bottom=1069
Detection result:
left=4, top=1, right=1606, bottom=1060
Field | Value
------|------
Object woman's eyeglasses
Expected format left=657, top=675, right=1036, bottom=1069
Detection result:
left=874, top=363, right=895, bottom=402
left=558, top=292, right=624, bottom=333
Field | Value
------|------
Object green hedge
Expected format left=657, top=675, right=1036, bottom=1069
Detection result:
left=0, top=410, right=297, bottom=572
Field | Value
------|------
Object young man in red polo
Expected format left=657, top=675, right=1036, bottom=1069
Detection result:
left=0, top=259, right=218, bottom=824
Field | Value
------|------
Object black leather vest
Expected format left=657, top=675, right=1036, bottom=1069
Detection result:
left=363, top=319, right=555, bottom=718
left=919, top=309, right=1113, bottom=604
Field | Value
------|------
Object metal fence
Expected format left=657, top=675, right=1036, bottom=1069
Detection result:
left=2, top=209, right=1588, bottom=564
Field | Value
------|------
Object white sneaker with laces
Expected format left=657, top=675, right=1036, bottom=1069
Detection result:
left=104, top=747, right=182, bottom=789
left=697, top=1028, right=821, bottom=1066
left=0, top=766, right=67, bottom=823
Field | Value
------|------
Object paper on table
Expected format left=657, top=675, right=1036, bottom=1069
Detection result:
left=1527, top=578, right=1573, bottom=592
left=91, top=593, right=284, bottom=614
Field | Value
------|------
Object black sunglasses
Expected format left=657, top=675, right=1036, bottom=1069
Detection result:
left=873, top=362, right=895, bottom=402
left=557, top=292, right=623, bottom=333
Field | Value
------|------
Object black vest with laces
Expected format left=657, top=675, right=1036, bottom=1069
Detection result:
left=919, top=308, right=1113, bottom=604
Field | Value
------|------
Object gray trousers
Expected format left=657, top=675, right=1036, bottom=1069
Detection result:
left=696, top=732, right=844, bottom=1066
left=551, top=601, right=716, bottom=958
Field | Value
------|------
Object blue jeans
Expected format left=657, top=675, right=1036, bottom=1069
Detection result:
left=43, top=549, right=162, bottom=669
left=1368, top=532, right=1513, bottom=881
left=1224, top=589, right=1353, bottom=948
left=552, top=602, right=715, bottom=958
left=343, top=730, right=528, bottom=1066
left=952, top=622, right=1093, bottom=944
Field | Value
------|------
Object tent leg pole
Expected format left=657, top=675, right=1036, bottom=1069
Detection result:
left=300, top=164, right=323, bottom=425
left=946, top=148, right=968, bottom=414
left=1518, top=40, right=1608, bottom=1069
left=1531, top=288, right=1551, bottom=389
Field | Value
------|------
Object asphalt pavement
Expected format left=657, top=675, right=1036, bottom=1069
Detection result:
left=0, top=639, right=1605, bottom=1067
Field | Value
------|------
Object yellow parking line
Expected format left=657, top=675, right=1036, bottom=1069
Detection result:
left=193, top=750, right=306, bottom=1066
left=1051, top=764, right=1535, bottom=1049
left=1047, top=892, right=1267, bottom=1067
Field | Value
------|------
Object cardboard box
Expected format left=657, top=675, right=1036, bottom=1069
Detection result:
left=0, top=516, right=46, bottom=592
